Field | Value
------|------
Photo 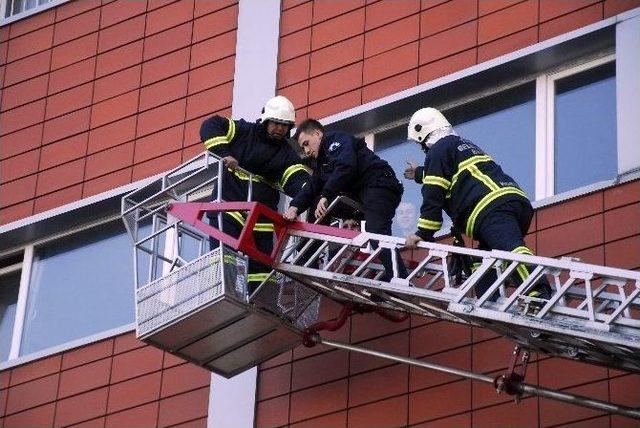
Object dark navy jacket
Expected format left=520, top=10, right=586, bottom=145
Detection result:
left=200, top=115, right=309, bottom=208
left=414, top=135, right=529, bottom=240
left=290, top=131, right=394, bottom=212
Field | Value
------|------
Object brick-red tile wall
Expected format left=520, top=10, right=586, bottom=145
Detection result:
left=255, top=179, right=640, bottom=427
left=0, top=332, right=210, bottom=427
left=277, top=0, right=640, bottom=120
left=0, top=0, right=238, bottom=224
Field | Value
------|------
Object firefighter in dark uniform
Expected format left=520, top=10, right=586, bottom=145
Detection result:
left=200, top=95, right=309, bottom=293
left=283, top=119, right=408, bottom=281
left=404, top=107, right=551, bottom=301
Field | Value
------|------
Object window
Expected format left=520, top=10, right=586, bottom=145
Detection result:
left=19, top=221, right=136, bottom=355
left=552, top=62, right=617, bottom=194
left=3, top=0, right=53, bottom=18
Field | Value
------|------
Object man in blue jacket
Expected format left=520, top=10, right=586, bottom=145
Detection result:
left=200, top=95, right=309, bottom=293
left=403, top=107, right=551, bottom=302
left=283, top=119, right=407, bottom=281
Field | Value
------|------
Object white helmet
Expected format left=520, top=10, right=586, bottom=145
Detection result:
left=407, top=107, right=451, bottom=147
left=260, top=95, right=295, bottom=125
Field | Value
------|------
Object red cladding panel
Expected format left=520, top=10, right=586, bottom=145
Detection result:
left=311, top=9, right=365, bottom=50
left=39, top=133, right=88, bottom=170
left=190, top=30, right=236, bottom=68
left=365, top=0, right=420, bottom=30
left=45, top=82, right=94, bottom=120
left=50, top=33, right=98, bottom=71
left=540, top=0, right=601, bottom=21
left=85, top=142, right=135, bottom=181
left=0, top=124, right=42, bottom=160
left=307, top=89, right=361, bottom=119
left=139, top=73, right=189, bottom=111
left=160, top=362, right=211, bottom=398
left=188, top=56, right=235, bottom=94
left=157, top=387, right=209, bottom=427
left=478, top=0, right=539, bottom=44
left=34, top=184, right=83, bottom=213
left=53, top=9, right=100, bottom=46
left=310, top=35, right=363, bottom=77
left=291, top=350, right=348, bottom=391
left=364, top=14, right=420, bottom=58
left=95, top=40, right=143, bottom=78
left=408, top=380, right=472, bottom=424
left=313, top=0, right=364, bottom=24
left=141, top=47, right=190, bottom=86
left=132, top=150, right=182, bottom=180
left=6, top=374, right=59, bottom=414
left=36, top=158, right=86, bottom=196
left=61, top=339, right=113, bottom=370
left=537, top=192, right=603, bottom=230
left=604, top=203, right=640, bottom=242
left=192, top=4, right=238, bottom=42
left=473, top=397, right=538, bottom=428
left=279, top=28, right=311, bottom=63
left=420, top=0, right=478, bottom=37
left=409, top=347, right=471, bottom=392
left=539, top=381, right=609, bottom=426
left=54, top=387, right=108, bottom=428
left=308, top=62, right=363, bottom=103
left=145, top=0, right=194, bottom=36
left=93, top=65, right=142, bottom=104
left=539, top=3, right=604, bottom=41
left=256, top=395, right=289, bottom=428
left=0, top=200, right=34, bottom=224
left=419, top=21, right=477, bottom=65
left=349, top=395, right=408, bottom=428
left=58, top=358, right=112, bottom=399
left=1, top=75, right=48, bottom=112
left=478, top=27, right=538, bottom=62
left=42, top=108, right=92, bottom=145
left=604, top=180, right=640, bottom=210
left=418, top=48, right=477, bottom=83
left=83, top=167, right=132, bottom=197
left=90, top=90, right=140, bottom=129
left=6, top=26, right=53, bottom=62
left=98, top=15, right=146, bottom=53
left=0, top=150, right=39, bottom=183
left=143, top=22, right=193, bottom=61
left=100, top=0, right=147, bottom=28
left=289, top=379, right=348, bottom=423
left=349, top=364, right=408, bottom=407
left=290, top=411, right=347, bottom=428
left=105, top=402, right=159, bottom=428
left=48, top=57, right=96, bottom=94
left=280, top=2, right=313, bottom=36
left=10, top=355, right=61, bottom=386
left=410, top=321, right=472, bottom=358
left=134, top=125, right=184, bottom=164
left=258, top=364, right=291, bottom=401
left=88, top=116, right=138, bottom=154
left=55, top=0, right=101, bottom=22
left=4, top=404, right=55, bottom=428
left=107, top=372, right=162, bottom=413
left=9, top=8, right=54, bottom=38
left=537, top=214, right=604, bottom=256
left=605, top=0, right=640, bottom=17
left=4, top=50, right=50, bottom=86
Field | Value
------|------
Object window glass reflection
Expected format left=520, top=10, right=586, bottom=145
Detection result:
left=0, top=271, right=20, bottom=361
left=555, top=62, right=616, bottom=194
left=21, top=221, right=136, bottom=355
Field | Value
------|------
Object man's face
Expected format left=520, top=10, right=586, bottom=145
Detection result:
left=297, top=130, right=322, bottom=159
left=266, top=121, right=290, bottom=140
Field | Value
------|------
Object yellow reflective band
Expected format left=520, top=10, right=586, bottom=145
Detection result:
left=516, top=264, right=529, bottom=282
left=224, top=211, right=245, bottom=225
left=247, top=273, right=271, bottom=282
left=204, top=136, right=229, bottom=149
left=225, top=118, right=236, bottom=141
left=232, top=169, right=264, bottom=182
left=422, top=175, right=451, bottom=189
left=512, top=246, right=533, bottom=255
left=211, top=254, right=237, bottom=265
left=465, top=187, right=527, bottom=237
left=471, top=262, right=482, bottom=272
left=447, top=155, right=493, bottom=198
left=253, top=222, right=274, bottom=232
left=468, top=165, right=499, bottom=191
left=417, top=218, right=442, bottom=231
left=280, top=164, right=309, bottom=187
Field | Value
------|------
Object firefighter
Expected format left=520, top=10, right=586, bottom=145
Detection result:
left=200, top=95, right=309, bottom=293
left=403, top=107, right=551, bottom=301
left=283, top=119, right=408, bottom=281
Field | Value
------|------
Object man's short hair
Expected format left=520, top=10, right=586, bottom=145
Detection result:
left=293, top=118, right=324, bottom=141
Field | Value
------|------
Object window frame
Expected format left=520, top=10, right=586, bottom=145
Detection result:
left=0, top=0, right=69, bottom=26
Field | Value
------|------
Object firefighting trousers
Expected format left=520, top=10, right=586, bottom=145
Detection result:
left=473, top=199, right=551, bottom=300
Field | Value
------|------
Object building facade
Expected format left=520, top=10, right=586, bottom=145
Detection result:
left=0, top=0, right=639, bottom=427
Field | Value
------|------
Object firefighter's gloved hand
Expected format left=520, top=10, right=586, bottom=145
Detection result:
left=314, top=197, right=328, bottom=219
left=405, top=234, right=423, bottom=249
left=283, top=206, right=298, bottom=221
left=404, top=161, right=417, bottom=180
left=222, top=156, right=238, bottom=170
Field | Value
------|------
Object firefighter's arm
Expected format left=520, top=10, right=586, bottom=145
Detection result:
left=415, top=145, right=452, bottom=241
left=200, top=116, right=237, bottom=158
left=320, top=134, right=356, bottom=201
left=279, top=151, right=311, bottom=198
left=289, top=174, right=319, bottom=215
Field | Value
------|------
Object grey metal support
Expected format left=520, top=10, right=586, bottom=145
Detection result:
left=316, top=336, right=640, bottom=420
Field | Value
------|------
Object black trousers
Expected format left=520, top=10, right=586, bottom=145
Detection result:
left=473, top=199, right=551, bottom=300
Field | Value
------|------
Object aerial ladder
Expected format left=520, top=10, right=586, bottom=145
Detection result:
left=122, top=152, right=640, bottom=419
